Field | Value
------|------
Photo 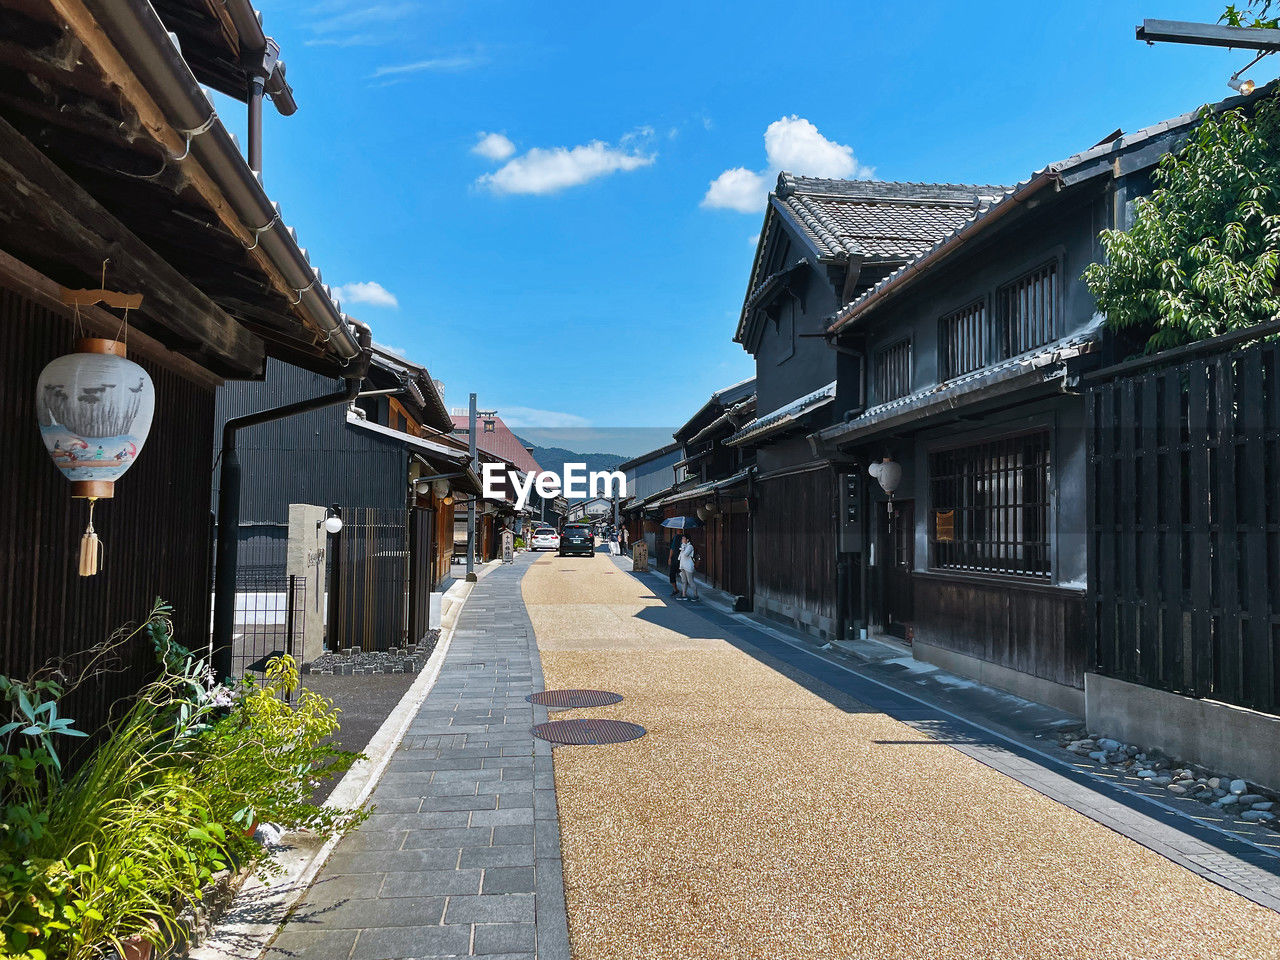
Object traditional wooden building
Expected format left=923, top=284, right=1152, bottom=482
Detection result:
left=213, top=346, right=478, bottom=651
left=813, top=94, right=1260, bottom=713
left=655, top=378, right=756, bottom=601
left=0, top=0, right=367, bottom=727
left=619, top=442, right=681, bottom=559
left=729, top=175, right=1004, bottom=638
left=449, top=409, right=545, bottom=560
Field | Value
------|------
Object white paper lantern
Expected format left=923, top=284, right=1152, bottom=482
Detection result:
left=37, top=339, right=154, bottom=499
left=868, top=457, right=903, bottom=497
left=36, top=338, right=154, bottom=576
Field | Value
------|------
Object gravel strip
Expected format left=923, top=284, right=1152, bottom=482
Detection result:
left=522, top=551, right=1280, bottom=960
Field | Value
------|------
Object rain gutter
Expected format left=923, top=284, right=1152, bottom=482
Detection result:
left=87, top=0, right=361, bottom=362
left=222, top=0, right=298, bottom=115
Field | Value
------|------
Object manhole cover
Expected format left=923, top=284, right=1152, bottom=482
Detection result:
left=527, top=689, right=623, bottom=708
left=533, top=718, right=646, bottom=745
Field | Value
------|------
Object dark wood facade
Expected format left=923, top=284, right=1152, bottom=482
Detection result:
left=1087, top=327, right=1280, bottom=713
left=914, top=575, right=1087, bottom=689
left=1, top=282, right=215, bottom=732
left=704, top=506, right=751, bottom=599
left=752, top=468, right=837, bottom=633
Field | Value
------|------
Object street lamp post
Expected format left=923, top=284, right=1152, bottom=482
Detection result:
left=466, top=393, right=477, bottom=583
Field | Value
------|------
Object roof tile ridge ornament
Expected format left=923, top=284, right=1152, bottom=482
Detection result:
left=775, top=171, right=798, bottom=198
left=785, top=176, right=1012, bottom=202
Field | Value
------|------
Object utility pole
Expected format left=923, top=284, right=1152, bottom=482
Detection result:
left=466, top=392, right=478, bottom=582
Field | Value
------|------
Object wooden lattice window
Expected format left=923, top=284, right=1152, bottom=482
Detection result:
left=929, top=431, right=1051, bottom=578
left=875, top=338, right=912, bottom=403
left=939, top=299, right=987, bottom=381
left=996, top=261, right=1058, bottom=358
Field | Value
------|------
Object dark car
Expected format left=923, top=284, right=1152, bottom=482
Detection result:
left=558, top=523, right=594, bottom=557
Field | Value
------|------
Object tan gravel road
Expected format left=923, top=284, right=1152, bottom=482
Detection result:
left=522, top=551, right=1280, bottom=960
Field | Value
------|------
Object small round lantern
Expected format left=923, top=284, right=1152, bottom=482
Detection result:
left=36, top=338, right=155, bottom=575
left=868, top=456, right=903, bottom=512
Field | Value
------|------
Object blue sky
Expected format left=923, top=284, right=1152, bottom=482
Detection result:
left=249, top=0, right=1255, bottom=448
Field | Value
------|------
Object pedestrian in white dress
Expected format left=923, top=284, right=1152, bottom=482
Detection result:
left=678, top=536, right=698, bottom=600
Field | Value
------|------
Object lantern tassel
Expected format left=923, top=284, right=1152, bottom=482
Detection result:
left=79, top=498, right=102, bottom=577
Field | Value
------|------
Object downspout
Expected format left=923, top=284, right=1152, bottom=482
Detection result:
left=212, top=325, right=372, bottom=680
left=247, top=73, right=263, bottom=175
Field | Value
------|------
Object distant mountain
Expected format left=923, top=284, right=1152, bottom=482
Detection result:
left=516, top=437, right=625, bottom=501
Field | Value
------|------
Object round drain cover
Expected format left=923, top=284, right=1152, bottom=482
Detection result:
left=527, top=689, right=623, bottom=708
left=533, top=718, right=646, bottom=745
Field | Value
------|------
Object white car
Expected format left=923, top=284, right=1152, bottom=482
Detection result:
left=530, top=527, right=560, bottom=551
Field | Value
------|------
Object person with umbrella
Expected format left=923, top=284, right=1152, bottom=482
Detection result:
left=667, top=532, right=682, bottom=596
left=661, top=516, right=703, bottom=599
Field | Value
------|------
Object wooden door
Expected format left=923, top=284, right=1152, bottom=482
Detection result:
left=878, top=500, right=914, bottom=639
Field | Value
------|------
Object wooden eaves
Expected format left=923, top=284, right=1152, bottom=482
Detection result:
left=0, top=0, right=358, bottom=376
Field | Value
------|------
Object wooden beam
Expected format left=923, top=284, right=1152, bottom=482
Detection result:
left=46, top=0, right=324, bottom=342
left=0, top=112, right=264, bottom=374
left=0, top=247, right=223, bottom=388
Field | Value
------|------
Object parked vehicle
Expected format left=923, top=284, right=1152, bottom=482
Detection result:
left=558, top=523, right=595, bottom=557
left=531, top=526, right=560, bottom=551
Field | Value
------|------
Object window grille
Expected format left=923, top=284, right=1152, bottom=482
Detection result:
left=929, top=431, right=1051, bottom=578
left=875, top=339, right=912, bottom=403
left=938, top=299, right=987, bottom=381
left=996, top=261, right=1058, bottom=358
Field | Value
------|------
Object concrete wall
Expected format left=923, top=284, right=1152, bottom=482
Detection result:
left=286, top=503, right=329, bottom=663
left=915, top=641, right=1085, bottom=715
left=1086, top=673, right=1280, bottom=791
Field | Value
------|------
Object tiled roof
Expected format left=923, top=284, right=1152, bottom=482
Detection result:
left=449, top=412, right=542, bottom=474
left=725, top=380, right=837, bottom=447
left=688, top=395, right=757, bottom=447
left=651, top=467, right=754, bottom=506
left=828, top=81, right=1278, bottom=335
left=773, top=174, right=1007, bottom=263
left=815, top=323, right=1103, bottom=446
left=675, top=376, right=758, bottom=441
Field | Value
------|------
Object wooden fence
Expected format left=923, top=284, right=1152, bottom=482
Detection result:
left=1086, top=335, right=1280, bottom=714
left=0, top=285, right=215, bottom=736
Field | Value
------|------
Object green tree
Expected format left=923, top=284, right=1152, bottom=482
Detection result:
left=1083, top=96, right=1280, bottom=351
left=1222, top=1, right=1279, bottom=29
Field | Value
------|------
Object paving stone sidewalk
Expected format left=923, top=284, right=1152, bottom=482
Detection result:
left=267, top=554, right=569, bottom=960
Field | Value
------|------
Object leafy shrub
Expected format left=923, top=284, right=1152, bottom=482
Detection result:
left=1084, top=94, right=1280, bottom=350
left=0, top=601, right=365, bottom=960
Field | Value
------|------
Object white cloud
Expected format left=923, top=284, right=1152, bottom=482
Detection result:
left=702, top=115, right=874, bottom=213
left=332, top=281, right=399, bottom=309
left=499, top=406, right=591, bottom=429
left=477, top=137, right=655, bottom=196
left=472, top=132, right=516, bottom=161
left=763, top=116, right=870, bottom=179
left=372, top=56, right=481, bottom=78
left=311, top=2, right=415, bottom=34
left=748, top=233, right=760, bottom=247
left=703, top=167, right=770, bottom=214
